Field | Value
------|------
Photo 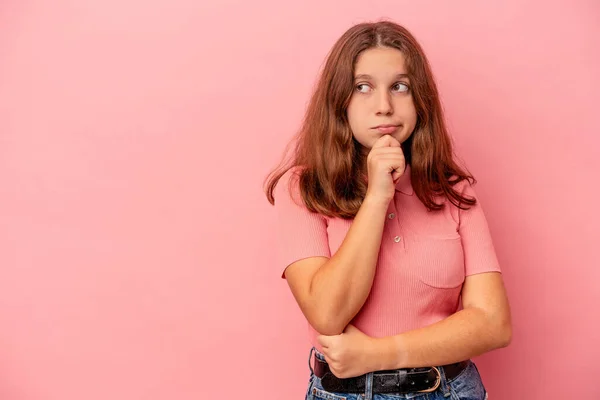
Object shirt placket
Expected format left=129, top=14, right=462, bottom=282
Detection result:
left=384, top=197, right=405, bottom=251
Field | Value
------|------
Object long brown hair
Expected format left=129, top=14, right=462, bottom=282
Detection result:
left=264, top=20, right=476, bottom=219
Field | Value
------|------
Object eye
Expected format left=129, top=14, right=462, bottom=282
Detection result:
left=355, top=83, right=371, bottom=93
left=392, top=82, right=410, bottom=93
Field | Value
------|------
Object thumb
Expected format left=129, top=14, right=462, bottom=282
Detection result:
left=391, top=163, right=406, bottom=183
left=343, top=324, right=359, bottom=334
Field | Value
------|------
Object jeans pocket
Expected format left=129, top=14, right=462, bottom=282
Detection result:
left=448, top=362, right=487, bottom=400
left=308, top=375, right=361, bottom=400
left=309, top=386, right=349, bottom=400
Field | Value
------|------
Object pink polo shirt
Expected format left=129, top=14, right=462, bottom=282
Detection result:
left=273, top=164, right=501, bottom=352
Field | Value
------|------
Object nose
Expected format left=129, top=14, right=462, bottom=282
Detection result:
left=375, top=90, right=393, bottom=115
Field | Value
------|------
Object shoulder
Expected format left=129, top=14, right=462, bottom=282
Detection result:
left=454, top=178, right=476, bottom=194
left=442, top=176, right=479, bottom=214
left=280, top=165, right=305, bottom=183
left=274, top=166, right=308, bottom=205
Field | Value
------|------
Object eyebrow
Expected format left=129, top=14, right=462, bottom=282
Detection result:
left=354, top=73, right=409, bottom=80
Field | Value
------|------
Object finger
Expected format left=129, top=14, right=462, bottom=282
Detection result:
left=368, top=147, right=405, bottom=156
left=317, top=335, right=330, bottom=348
left=324, top=352, right=337, bottom=365
left=372, top=156, right=405, bottom=164
left=371, top=134, right=400, bottom=149
left=375, top=159, right=406, bottom=175
left=325, top=356, right=342, bottom=378
left=391, top=164, right=406, bottom=177
left=386, top=135, right=401, bottom=147
left=319, top=346, right=328, bottom=358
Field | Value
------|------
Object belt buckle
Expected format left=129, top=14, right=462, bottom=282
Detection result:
left=417, top=367, right=441, bottom=393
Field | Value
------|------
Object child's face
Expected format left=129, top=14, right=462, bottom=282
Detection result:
left=347, top=46, right=417, bottom=155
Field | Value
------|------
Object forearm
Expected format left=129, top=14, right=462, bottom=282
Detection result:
left=311, top=196, right=389, bottom=335
left=372, top=307, right=512, bottom=370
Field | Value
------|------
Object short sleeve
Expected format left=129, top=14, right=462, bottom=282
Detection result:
left=458, top=182, right=501, bottom=276
left=273, top=168, right=331, bottom=279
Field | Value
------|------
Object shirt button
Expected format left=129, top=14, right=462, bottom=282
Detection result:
left=394, top=236, right=402, bottom=243
left=388, top=213, right=395, bottom=219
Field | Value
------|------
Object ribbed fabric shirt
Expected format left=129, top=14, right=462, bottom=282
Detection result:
left=273, top=164, right=501, bottom=353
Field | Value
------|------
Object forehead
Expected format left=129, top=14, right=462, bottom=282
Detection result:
left=354, top=47, right=407, bottom=76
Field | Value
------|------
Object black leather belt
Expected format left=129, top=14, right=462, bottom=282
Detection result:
left=313, top=356, right=470, bottom=394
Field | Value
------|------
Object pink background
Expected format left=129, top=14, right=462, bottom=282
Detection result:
left=1, top=1, right=599, bottom=399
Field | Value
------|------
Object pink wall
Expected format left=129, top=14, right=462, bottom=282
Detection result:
left=1, top=1, right=598, bottom=399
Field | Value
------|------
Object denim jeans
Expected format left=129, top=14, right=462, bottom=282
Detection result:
left=305, top=347, right=488, bottom=400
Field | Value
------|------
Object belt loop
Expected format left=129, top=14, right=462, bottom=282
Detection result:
left=308, top=346, right=315, bottom=375
left=364, top=371, right=374, bottom=400
left=437, top=365, right=451, bottom=398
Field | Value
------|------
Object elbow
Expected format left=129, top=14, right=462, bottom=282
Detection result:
left=493, top=316, right=512, bottom=348
left=478, top=305, right=512, bottom=349
left=498, top=323, right=512, bottom=348
left=315, top=324, right=344, bottom=336
left=312, top=310, right=347, bottom=336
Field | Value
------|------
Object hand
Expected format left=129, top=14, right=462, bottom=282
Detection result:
left=317, top=324, right=380, bottom=379
left=364, top=135, right=406, bottom=204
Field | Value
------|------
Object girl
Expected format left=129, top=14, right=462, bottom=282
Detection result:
left=264, top=20, right=511, bottom=400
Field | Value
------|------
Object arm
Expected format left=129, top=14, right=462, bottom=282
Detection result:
left=284, top=195, right=390, bottom=335
left=374, top=182, right=512, bottom=368
left=317, top=272, right=511, bottom=378
left=373, top=271, right=512, bottom=370
left=317, top=182, right=511, bottom=378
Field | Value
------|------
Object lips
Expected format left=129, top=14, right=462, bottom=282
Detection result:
left=373, top=124, right=401, bottom=134
left=373, top=124, right=400, bottom=128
